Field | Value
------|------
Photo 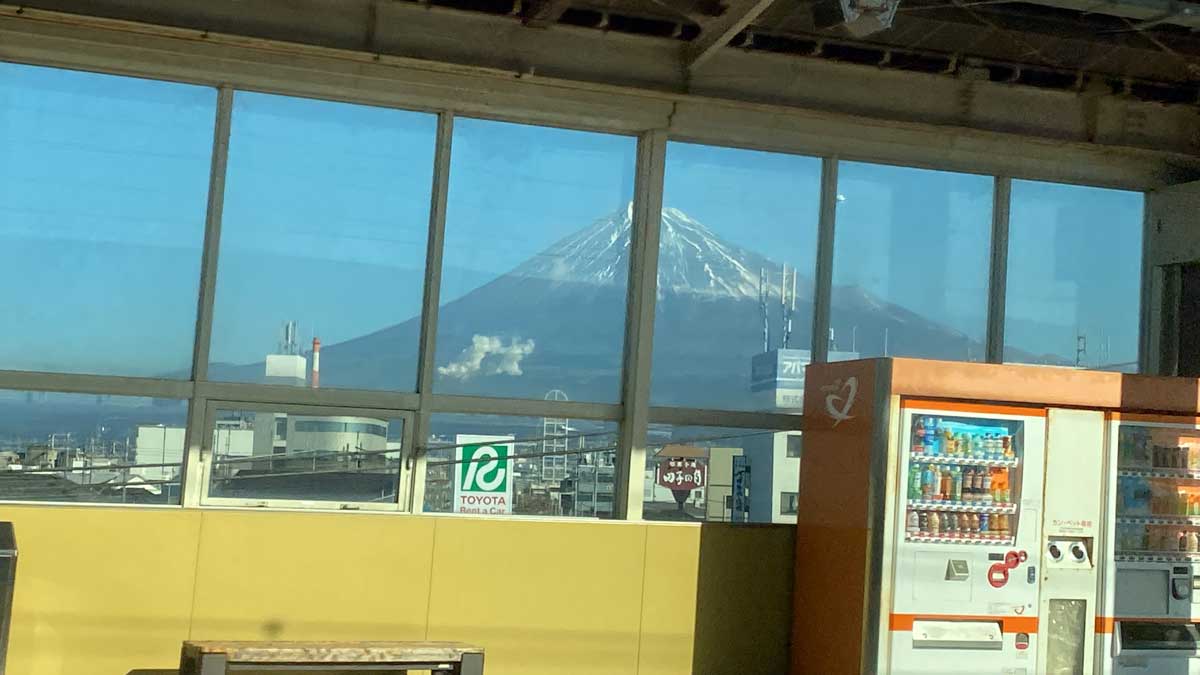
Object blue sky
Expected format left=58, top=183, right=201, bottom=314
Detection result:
left=833, top=161, right=994, bottom=346
left=0, top=62, right=1146, bottom=378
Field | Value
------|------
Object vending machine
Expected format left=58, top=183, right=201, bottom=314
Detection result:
left=1100, top=415, right=1200, bottom=674
left=888, top=400, right=1048, bottom=674
left=791, top=357, right=1121, bottom=675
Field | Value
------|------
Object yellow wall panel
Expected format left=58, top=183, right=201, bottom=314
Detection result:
left=2, top=504, right=201, bottom=675
left=637, top=524, right=699, bottom=675
left=425, top=517, right=647, bottom=675
left=0, top=505, right=784, bottom=675
left=692, top=524, right=795, bottom=675
left=188, top=510, right=435, bottom=643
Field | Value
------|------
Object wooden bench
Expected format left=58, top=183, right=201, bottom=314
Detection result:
left=179, top=641, right=484, bottom=675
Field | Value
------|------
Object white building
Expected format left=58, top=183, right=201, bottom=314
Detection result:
left=133, top=425, right=187, bottom=483
left=739, top=431, right=803, bottom=524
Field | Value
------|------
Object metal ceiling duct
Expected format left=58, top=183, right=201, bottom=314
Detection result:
left=812, top=0, right=901, bottom=36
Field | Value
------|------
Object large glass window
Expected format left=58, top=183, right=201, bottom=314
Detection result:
left=205, top=407, right=406, bottom=506
left=651, top=142, right=820, bottom=411
left=0, top=64, right=215, bottom=377
left=830, top=162, right=993, bottom=362
left=0, top=390, right=189, bottom=504
left=421, top=413, right=618, bottom=517
left=434, top=118, right=636, bottom=402
left=209, top=92, right=436, bottom=390
left=643, top=424, right=799, bottom=524
left=1004, top=181, right=1144, bottom=371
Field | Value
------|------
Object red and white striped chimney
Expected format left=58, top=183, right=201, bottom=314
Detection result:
left=311, top=337, right=321, bottom=389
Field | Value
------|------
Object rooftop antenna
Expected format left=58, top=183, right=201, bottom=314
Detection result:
left=780, top=264, right=797, bottom=349
left=279, top=320, right=298, bottom=356
left=758, top=268, right=771, bottom=353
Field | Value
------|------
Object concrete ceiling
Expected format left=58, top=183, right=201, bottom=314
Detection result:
left=567, top=0, right=1200, bottom=93
left=10, top=0, right=1200, bottom=103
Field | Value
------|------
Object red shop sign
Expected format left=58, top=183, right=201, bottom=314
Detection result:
left=656, top=458, right=708, bottom=492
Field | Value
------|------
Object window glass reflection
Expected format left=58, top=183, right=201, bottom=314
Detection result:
left=0, top=64, right=215, bottom=377
left=210, top=92, right=436, bottom=390
left=830, top=162, right=993, bottom=362
left=435, top=118, right=636, bottom=402
left=1004, top=180, right=1143, bottom=371
left=651, top=142, right=821, bottom=412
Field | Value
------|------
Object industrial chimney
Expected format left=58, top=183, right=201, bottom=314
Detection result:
left=311, top=337, right=321, bottom=389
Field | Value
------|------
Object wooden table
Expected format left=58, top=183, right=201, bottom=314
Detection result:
left=180, top=641, right=484, bottom=675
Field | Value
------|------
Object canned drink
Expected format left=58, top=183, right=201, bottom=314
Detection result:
left=980, top=513, right=989, bottom=533
left=919, top=512, right=929, bottom=533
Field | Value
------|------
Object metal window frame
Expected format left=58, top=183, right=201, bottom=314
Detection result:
left=408, top=111, right=454, bottom=514
left=0, top=10, right=1163, bottom=518
left=196, top=399, right=415, bottom=512
left=614, top=129, right=667, bottom=521
left=811, top=157, right=839, bottom=364
left=986, top=176, right=1012, bottom=364
left=181, top=84, right=234, bottom=507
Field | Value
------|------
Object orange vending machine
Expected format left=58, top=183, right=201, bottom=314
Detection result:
left=791, top=358, right=1200, bottom=675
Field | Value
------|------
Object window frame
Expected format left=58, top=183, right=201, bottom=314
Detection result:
left=786, top=435, right=803, bottom=459
left=197, top=400, right=415, bottom=512
left=780, top=491, right=800, bottom=516
left=0, top=26, right=1157, bottom=519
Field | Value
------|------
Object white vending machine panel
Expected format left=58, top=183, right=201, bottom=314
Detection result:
left=889, top=405, right=1045, bottom=675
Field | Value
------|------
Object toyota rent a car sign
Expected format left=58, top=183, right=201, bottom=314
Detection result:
left=453, top=434, right=514, bottom=515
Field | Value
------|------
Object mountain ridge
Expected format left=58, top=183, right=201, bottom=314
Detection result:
left=207, top=205, right=1067, bottom=406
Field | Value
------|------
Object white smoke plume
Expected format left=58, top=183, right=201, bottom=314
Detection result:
left=438, top=334, right=536, bottom=380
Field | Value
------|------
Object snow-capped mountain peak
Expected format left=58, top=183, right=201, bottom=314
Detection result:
left=513, top=203, right=806, bottom=301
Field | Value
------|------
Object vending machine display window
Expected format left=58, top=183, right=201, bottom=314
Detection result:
left=1114, top=425, right=1200, bottom=561
left=904, top=414, right=1024, bottom=545
left=1117, top=621, right=1200, bottom=652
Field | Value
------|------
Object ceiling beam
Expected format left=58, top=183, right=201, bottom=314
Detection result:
left=3, top=0, right=1198, bottom=185
left=684, top=0, right=777, bottom=70
left=524, top=0, right=573, bottom=27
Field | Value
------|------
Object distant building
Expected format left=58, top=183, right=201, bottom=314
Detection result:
left=704, top=446, right=743, bottom=522
left=563, top=464, right=615, bottom=518
left=264, top=353, right=307, bottom=387
left=738, top=431, right=803, bottom=524
left=750, top=348, right=860, bottom=411
left=134, top=425, right=186, bottom=482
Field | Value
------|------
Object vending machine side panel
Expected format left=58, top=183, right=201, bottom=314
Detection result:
left=1038, top=408, right=1106, bottom=675
left=793, top=358, right=889, bottom=675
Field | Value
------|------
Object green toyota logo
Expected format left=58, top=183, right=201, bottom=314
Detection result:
left=460, top=443, right=510, bottom=492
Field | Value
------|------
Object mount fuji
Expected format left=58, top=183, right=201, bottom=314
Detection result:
left=208, top=205, right=1053, bottom=408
